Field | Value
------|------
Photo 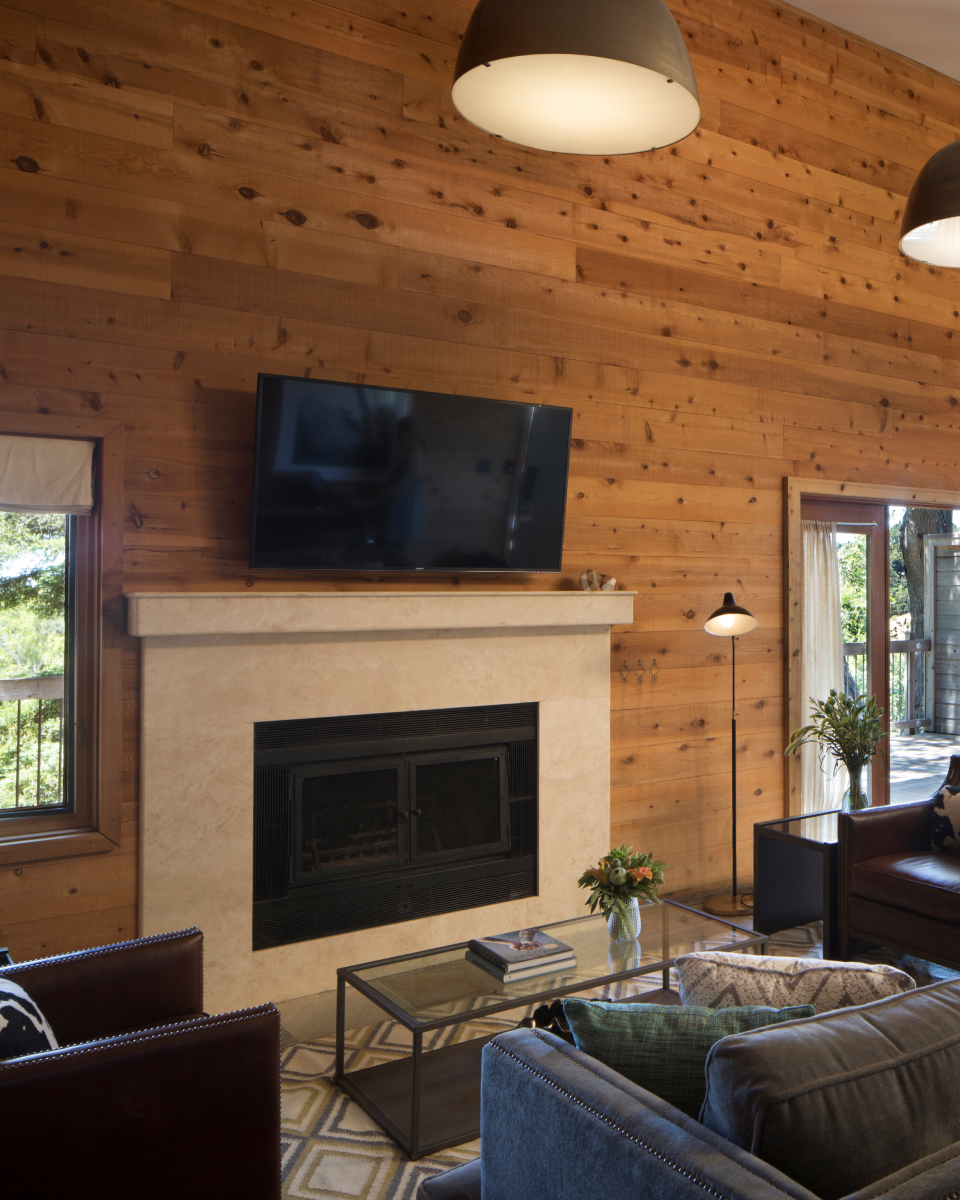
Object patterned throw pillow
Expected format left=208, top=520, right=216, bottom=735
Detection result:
left=0, top=976, right=58, bottom=1060
left=676, top=952, right=915, bottom=1014
left=931, top=786, right=960, bottom=853
left=561, top=998, right=814, bottom=1118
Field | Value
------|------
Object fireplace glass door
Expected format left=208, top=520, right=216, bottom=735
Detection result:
left=409, top=749, right=509, bottom=862
left=294, top=757, right=405, bottom=882
left=291, top=747, right=510, bottom=884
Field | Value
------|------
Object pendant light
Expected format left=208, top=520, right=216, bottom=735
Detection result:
left=451, top=0, right=700, bottom=156
left=900, top=140, right=960, bottom=268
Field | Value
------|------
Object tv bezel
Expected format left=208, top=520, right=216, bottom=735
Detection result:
left=248, top=372, right=573, bottom=574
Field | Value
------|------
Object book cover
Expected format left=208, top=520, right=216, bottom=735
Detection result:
left=466, top=950, right=576, bottom=984
left=467, top=927, right=574, bottom=969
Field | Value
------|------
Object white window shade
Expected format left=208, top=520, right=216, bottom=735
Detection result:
left=0, top=434, right=95, bottom=514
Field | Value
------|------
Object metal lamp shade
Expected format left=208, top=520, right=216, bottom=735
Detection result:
left=703, top=592, right=758, bottom=637
left=900, top=141, right=960, bottom=267
left=451, top=0, right=700, bottom=155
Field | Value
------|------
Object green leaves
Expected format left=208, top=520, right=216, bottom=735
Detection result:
left=578, top=844, right=667, bottom=919
left=784, top=688, right=886, bottom=777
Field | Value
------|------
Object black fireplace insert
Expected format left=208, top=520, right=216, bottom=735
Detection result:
left=253, top=703, right=538, bottom=950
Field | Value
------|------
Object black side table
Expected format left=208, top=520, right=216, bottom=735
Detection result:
left=753, top=810, right=841, bottom=960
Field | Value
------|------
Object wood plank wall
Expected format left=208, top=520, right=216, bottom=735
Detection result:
left=1, top=0, right=960, bottom=958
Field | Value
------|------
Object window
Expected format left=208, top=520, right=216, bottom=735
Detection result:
left=0, top=415, right=123, bottom=867
left=786, top=478, right=960, bottom=814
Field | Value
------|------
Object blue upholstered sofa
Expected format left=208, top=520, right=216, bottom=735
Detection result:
left=417, top=977, right=960, bottom=1200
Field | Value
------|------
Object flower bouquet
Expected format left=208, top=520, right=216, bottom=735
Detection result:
left=578, top=845, right=666, bottom=925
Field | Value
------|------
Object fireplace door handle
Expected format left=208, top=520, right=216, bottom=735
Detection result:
left=411, top=808, right=422, bottom=817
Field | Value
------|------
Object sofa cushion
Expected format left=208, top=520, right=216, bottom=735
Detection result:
left=851, top=852, right=960, bottom=921
left=700, top=976, right=960, bottom=1200
left=562, top=998, right=814, bottom=1118
left=676, top=951, right=915, bottom=1013
left=931, top=785, right=960, bottom=853
left=0, top=976, right=58, bottom=1060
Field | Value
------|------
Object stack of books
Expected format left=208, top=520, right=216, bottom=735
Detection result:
left=466, top=927, right=576, bottom=985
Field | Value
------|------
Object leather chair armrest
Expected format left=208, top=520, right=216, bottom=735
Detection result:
left=2, top=927, right=203, bottom=1045
left=840, top=801, right=932, bottom=867
left=0, top=1004, right=281, bottom=1200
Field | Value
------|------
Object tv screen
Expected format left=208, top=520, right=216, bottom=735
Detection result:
left=249, top=374, right=573, bottom=572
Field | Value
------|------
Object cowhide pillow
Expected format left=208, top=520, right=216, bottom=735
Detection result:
left=0, top=976, right=58, bottom=1060
left=931, top=785, right=960, bottom=853
left=675, top=952, right=915, bottom=1014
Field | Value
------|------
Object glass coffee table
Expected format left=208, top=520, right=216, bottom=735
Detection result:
left=335, top=899, right=768, bottom=1158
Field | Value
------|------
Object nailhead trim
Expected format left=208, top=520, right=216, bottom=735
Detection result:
left=0, top=1005, right=275, bottom=1072
left=2, top=927, right=201, bottom=974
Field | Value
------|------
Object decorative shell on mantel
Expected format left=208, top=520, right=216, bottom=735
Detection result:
left=580, top=568, right=617, bottom=592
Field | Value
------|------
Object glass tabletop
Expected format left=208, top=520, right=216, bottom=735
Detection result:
left=758, top=810, right=839, bottom=844
left=342, top=901, right=763, bottom=1028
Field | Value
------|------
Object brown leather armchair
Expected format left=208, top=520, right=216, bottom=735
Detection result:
left=0, top=927, right=281, bottom=1200
left=839, top=794, right=960, bottom=970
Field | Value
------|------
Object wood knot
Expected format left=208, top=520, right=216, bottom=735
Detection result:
left=238, top=186, right=259, bottom=200
left=283, top=209, right=306, bottom=226
left=14, top=156, right=39, bottom=173
left=147, top=469, right=161, bottom=480
left=456, top=310, right=472, bottom=323
left=354, top=212, right=379, bottom=230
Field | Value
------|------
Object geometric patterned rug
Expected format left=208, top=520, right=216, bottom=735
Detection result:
left=278, top=922, right=959, bottom=1198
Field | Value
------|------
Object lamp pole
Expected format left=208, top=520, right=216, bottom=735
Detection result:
left=702, top=593, right=757, bottom=918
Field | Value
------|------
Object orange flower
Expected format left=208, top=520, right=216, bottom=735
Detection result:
left=630, top=866, right=653, bottom=881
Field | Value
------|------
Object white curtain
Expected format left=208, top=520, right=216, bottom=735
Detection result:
left=800, top=521, right=845, bottom=826
left=0, top=434, right=95, bottom=513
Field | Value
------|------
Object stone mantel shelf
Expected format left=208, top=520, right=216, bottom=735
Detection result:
left=125, top=590, right=636, bottom=638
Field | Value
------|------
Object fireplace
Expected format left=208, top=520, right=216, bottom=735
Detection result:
left=253, top=703, right=537, bottom=949
left=129, top=589, right=631, bottom=1011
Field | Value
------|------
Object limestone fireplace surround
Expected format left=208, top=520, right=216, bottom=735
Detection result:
left=128, top=590, right=634, bottom=1013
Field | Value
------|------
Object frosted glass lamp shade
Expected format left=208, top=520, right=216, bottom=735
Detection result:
left=704, top=593, right=758, bottom=637
left=451, top=0, right=700, bottom=156
left=900, top=141, right=960, bottom=267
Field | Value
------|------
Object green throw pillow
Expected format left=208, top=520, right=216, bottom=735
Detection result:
left=562, top=998, right=816, bottom=1118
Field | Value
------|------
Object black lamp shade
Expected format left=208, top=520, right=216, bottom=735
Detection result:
left=451, top=0, right=700, bottom=155
left=704, top=592, right=758, bottom=637
left=900, top=140, right=960, bottom=267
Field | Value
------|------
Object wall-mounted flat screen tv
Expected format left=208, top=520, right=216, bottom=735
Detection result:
left=249, top=374, right=573, bottom=572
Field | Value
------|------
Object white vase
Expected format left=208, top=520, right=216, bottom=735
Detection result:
left=606, top=897, right=642, bottom=942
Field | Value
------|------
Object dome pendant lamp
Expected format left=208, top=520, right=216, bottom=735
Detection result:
left=900, top=140, right=960, bottom=268
left=451, top=0, right=701, bottom=156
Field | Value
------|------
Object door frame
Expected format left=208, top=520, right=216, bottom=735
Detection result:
left=785, top=477, right=960, bottom=815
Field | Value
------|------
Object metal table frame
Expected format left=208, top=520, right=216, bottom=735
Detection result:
left=335, top=899, right=768, bottom=1159
left=753, top=809, right=841, bottom=959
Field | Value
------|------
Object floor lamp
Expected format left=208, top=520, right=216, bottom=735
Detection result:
left=702, top=592, right=758, bottom=917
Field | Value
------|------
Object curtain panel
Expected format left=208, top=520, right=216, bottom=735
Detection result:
left=800, top=520, right=845, bottom=823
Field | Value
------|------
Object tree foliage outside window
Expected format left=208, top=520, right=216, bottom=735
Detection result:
left=0, top=513, right=67, bottom=811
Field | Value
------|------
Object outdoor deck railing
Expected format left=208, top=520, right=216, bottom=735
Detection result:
left=0, top=676, right=65, bottom=812
left=842, top=641, right=932, bottom=733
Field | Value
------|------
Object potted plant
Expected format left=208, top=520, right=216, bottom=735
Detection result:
left=784, top=689, right=886, bottom=810
left=578, top=845, right=666, bottom=942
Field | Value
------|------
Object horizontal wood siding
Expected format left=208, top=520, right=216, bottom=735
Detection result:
left=1, top=0, right=960, bottom=953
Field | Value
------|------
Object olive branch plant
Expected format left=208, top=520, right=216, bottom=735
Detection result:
left=784, top=689, right=887, bottom=810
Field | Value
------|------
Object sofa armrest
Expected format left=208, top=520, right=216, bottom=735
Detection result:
left=839, top=801, right=932, bottom=869
left=479, top=1029, right=818, bottom=1200
left=0, top=1003, right=281, bottom=1200
left=2, top=927, right=203, bottom=1045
